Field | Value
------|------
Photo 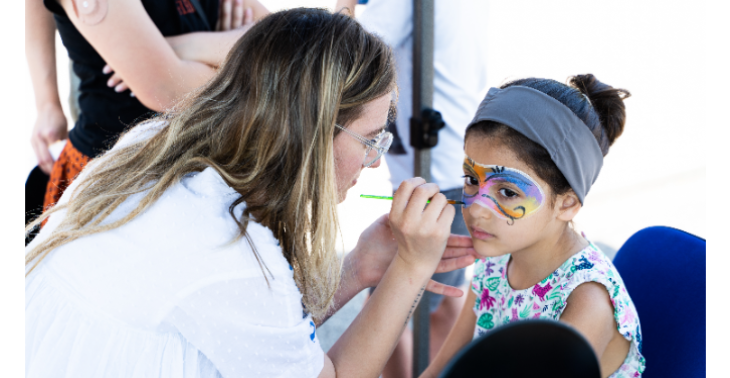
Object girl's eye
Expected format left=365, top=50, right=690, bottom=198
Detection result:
left=462, top=175, right=479, bottom=186
left=499, top=188, right=519, bottom=198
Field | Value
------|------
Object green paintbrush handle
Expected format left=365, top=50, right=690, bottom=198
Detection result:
left=359, top=194, right=465, bottom=205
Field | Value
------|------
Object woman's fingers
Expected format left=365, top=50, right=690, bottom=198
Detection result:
left=31, top=136, right=54, bottom=175
left=390, top=177, right=426, bottom=214
left=243, top=7, right=254, bottom=26
left=106, top=73, right=129, bottom=93
left=434, top=255, right=475, bottom=274
left=442, top=246, right=479, bottom=259
left=426, top=280, right=465, bottom=298
left=421, top=192, right=449, bottom=224
left=446, top=234, right=474, bottom=248
left=106, top=72, right=120, bottom=87
left=220, top=0, right=233, bottom=31
left=442, top=234, right=479, bottom=259
left=232, top=0, right=245, bottom=29
left=402, top=183, right=440, bottom=221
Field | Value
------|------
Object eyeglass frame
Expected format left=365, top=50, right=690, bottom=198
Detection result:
left=335, top=123, right=393, bottom=168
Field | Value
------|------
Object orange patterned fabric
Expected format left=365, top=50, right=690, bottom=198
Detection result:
left=43, top=141, right=91, bottom=222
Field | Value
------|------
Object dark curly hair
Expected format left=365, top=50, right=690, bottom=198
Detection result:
left=466, top=74, right=630, bottom=204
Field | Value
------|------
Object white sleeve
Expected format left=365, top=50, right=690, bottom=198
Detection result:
left=358, top=0, right=412, bottom=48
left=164, top=276, right=325, bottom=378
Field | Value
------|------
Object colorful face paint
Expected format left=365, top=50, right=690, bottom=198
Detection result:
left=462, top=155, right=545, bottom=224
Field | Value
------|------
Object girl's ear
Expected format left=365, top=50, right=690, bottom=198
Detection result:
left=555, top=191, right=582, bottom=222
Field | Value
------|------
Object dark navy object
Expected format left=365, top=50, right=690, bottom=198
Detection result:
left=440, top=319, right=600, bottom=378
left=410, top=108, right=446, bottom=149
left=613, top=226, right=706, bottom=378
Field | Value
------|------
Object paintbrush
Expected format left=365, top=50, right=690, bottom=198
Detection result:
left=360, top=194, right=465, bottom=205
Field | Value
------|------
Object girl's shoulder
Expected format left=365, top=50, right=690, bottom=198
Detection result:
left=558, top=241, right=627, bottom=300
left=558, top=242, right=643, bottom=348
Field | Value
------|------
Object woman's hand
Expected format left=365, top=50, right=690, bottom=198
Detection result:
left=327, top=179, right=459, bottom=376
left=102, top=64, right=133, bottom=96
left=31, top=104, right=68, bottom=174
left=349, top=213, right=478, bottom=297
left=216, top=0, right=249, bottom=31
left=389, top=178, right=455, bottom=276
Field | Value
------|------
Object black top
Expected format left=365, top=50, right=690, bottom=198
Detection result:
left=44, top=0, right=218, bottom=158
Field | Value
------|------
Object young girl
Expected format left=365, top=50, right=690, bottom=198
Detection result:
left=421, top=74, right=645, bottom=378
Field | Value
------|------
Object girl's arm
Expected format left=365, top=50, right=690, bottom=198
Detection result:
left=419, top=286, right=478, bottom=378
left=559, top=282, right=628, bottom=377
left=26, top=0, right=67, bottom=174
left=56, top=0, right=216, bottom=112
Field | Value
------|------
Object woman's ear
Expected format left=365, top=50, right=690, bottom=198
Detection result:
left=555, top=191, right=582, bottom=222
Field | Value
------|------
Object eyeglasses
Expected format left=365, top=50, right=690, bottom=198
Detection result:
left=335, top=124, right=393, bottom=168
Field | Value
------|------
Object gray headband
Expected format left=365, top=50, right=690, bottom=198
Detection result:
left=467, top=86, right=603, bottom=204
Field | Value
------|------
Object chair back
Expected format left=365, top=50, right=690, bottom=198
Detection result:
left=612, top=226, right=706, bottom=377
left=439, top=319, right=600, bottom=378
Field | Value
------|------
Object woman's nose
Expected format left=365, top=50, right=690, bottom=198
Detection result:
left=368, top=156, right=383, bottom=169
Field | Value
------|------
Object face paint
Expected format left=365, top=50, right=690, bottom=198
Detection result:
left=73, top=0, right=108, bottom=26
left=462, top=155, right=545, bottom=224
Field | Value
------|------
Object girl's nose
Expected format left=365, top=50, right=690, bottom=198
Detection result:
left=468, top=201, right=492, bottom=220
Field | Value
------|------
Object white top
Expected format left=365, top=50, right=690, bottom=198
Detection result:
left=26, top=122, right=324, bottom=378
left=358, top=0, right=489, bottom=191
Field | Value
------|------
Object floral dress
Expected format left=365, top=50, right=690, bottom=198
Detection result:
left=471, top=241, right=646, bottom=377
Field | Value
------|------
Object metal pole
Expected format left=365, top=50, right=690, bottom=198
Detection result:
left=412, top=0, right=434, bottom=376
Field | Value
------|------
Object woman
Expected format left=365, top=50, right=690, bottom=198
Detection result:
left=26, top=8, right=476, bottom=377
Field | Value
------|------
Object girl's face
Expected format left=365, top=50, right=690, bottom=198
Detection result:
left=462, top=135, right=564, bottom=258
left=333, top=94, right=391, bottom=203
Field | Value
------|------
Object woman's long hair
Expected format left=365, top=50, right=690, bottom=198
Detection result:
left=25, top=8, right=396, bottom=320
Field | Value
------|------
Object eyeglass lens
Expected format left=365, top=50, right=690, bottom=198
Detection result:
left=363, top=132, right=393, bottom=167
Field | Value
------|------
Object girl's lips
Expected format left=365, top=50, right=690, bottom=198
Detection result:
left=471, top=226, right=495, bottom=241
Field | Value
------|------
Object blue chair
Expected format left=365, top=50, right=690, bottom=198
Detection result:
left=439, top=319, right=601, bottom=378
left=612, top=226, right=706, bottom=377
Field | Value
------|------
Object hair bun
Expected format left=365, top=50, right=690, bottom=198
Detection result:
left=569, top=74, right=631, bottom=147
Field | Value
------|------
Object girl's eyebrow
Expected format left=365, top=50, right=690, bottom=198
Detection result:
left=463, top=162, right=478, bottom=176
left=487, top=172, right=533, bottom=187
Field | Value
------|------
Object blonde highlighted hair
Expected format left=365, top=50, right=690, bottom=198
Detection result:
left=26, top=8, right=396, bottom=320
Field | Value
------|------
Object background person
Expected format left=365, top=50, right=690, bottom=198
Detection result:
left=25, top=0, right=268, bottom=226
left=335, top=1, right=488, bottom=375
left=26, top=9, right=478, bottom=377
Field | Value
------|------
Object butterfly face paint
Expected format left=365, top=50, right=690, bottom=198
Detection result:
left=462, top=155, right=545, bottom=225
